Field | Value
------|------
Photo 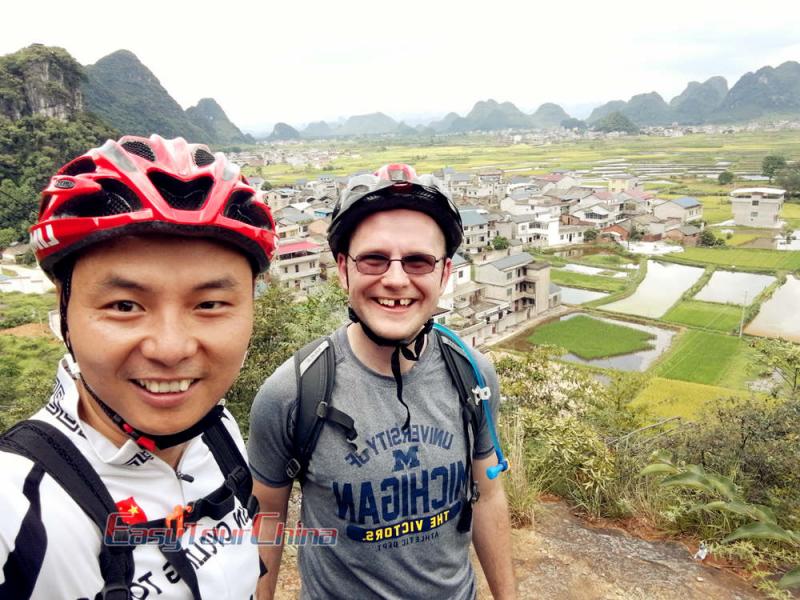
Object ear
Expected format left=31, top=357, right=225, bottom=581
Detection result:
left=336, top=253, right=349, bottom=290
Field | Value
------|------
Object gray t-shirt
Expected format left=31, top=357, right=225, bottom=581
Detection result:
left=248, top=325, right=500, bottom=600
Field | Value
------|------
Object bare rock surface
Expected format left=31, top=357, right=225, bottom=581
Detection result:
left=274, top=498, right=764, bottom=599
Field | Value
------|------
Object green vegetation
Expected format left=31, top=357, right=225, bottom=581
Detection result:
left=550, top=268, right=628, bottom=293
left=0, top=291, right=56, bottom=329
left=762, top=154, right=788, bottom=182
left=527, top=315, right=655, bottom=360
left=631, top=377, right=751, bottom=418
left=662, top=300, right=743, bottom=333
left=653, top=330, right=755, bottom=388
left=0, top=334, right=62, bottom=430
left=669, top=247, right=800, bottom=271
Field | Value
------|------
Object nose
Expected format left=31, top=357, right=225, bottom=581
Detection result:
left=139, top=312, right=198, bottom=367
left=381, top=259, right=410, bottom=287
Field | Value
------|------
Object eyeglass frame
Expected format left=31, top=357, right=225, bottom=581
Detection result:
left=346, top=252, right=447, bottom=275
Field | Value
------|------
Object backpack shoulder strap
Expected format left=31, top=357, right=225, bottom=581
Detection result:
left=0, top=420, right=134, bottom=600
left=201, top=412, right=256, bottom=517
left=287, top=336, right=336, bottom=481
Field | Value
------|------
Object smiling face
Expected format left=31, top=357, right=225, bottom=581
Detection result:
left=65, top=235, right=254, bottom=438
left=337, top=209, right=452, bottom=343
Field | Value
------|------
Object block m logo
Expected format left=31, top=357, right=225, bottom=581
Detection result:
left=392, top=446, right=420, bottom=472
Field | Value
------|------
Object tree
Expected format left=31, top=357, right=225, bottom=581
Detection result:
left=491, top=236, right=509, bottom=250
left=260, top=180, right=273, bottom=191
left=751, top=338, right=800, bottom=400
left=560, top=118, right=587, bottom=131
left=717, top=170, right=734, bottom=185
left=592, top=112, right=639, bottom=135
left=698, top=229, right=718, bottom=247
left=762, top=155, right=787, bottom=182
left=583, top=228, right=598, bottom=242
left=775, top=165, right=800, bottom=198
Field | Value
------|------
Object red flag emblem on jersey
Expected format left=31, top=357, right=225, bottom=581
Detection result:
left=115, top=497, right=148, bottom=524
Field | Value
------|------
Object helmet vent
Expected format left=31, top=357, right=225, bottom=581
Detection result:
left=121, top=140, right=156, bottom=162
left=61, top=157, right=96, bottom=177
left=53, top=179, right=142, bottom=218
left=224, top=191, right=272, bottom=229
left=148, top=172, right=213, bottom=211
left=193, top=148, right=216, bottom=167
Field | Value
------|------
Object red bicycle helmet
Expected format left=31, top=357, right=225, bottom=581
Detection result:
left=31, top=134, right=276, bottom=279
left=328, top=163, right=463, bottom=258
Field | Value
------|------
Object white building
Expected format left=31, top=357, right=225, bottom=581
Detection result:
left=730, top=187, right=785, bottom=228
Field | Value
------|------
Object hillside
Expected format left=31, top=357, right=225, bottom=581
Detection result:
left=0, top=44, right=85, bottom=121
left=715, top=61, right=800, bottom=121
left=530, top=103, right=570, bottom=129
left=670, top=76, right=729, bottom=124
left=186, top=98, right=252, bottom=145
left=269, top=122, right=301, bottom=141
left=83, top=50, right=207, bottom=141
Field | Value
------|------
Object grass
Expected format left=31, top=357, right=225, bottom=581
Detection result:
left=671, top=247, right=800, bottom=271
left=572, top=253, right=635, bottom=269
left=652, top=330, right=756, bottom=389
left=662, top=300, right=744, bottom=333
left=528, top=314, right=655, bottom=360
left=550, top=269, right=628, bottom=293
left=631, top=377, right=754, bottom=419
left=0, top=291, right=57, bottom=329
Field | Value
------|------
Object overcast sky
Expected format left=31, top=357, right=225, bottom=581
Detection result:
left=4, top=0, right=799, bottom=132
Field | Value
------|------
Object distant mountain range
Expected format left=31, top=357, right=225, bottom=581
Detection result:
left=3, top=43, right=799, bottom=142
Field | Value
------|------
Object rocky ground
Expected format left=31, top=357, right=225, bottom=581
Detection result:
left=274, top=498, right=766, bottom=599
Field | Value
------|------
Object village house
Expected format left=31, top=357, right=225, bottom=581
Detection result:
left=271, top=239, right=323, bottom=295
left=652, top=196, right=703, bottom=223
left=473, top=253, right=551, bottom=324
left=460, top=209, right=491, bottom=254
left=606, top=174, right=642, bottom=193
left=730, top=187, right=785, bottom=228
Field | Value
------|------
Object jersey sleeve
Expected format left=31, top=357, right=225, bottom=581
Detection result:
left=471, top=350, right=502, bottom=459
left=247, top=356, right=299, bottom=487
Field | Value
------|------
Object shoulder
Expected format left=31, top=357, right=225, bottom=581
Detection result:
left=250, top=354, right=299, bottom=423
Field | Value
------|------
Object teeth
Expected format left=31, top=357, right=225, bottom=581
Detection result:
left=377, top=298, right=412, bottom=307
left=136, top=379, right=194, bottom=394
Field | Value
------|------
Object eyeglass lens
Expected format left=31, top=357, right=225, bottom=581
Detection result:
left=352, top=253, right=439, bottom=275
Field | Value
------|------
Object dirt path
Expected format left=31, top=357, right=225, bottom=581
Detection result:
left=274, top=499, right=763, bottom=599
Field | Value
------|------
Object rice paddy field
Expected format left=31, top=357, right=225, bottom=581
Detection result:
left=526, top=314, right=656, bottom=360
left=675, top=247, right=800, bottom=271
left=631, top=377, right=754, bottom=419
left=661, top=300, right=743, bottom=333
left=651, top=330, right=755, bottom=389
left=550, top=269, right=628, bottom=293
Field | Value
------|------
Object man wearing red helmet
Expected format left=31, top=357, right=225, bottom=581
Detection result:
left=249, top=164, right=516, bottom=599
left=0, top=135, right=277, bottom=599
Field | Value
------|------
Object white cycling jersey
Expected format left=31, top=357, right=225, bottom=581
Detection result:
left=0, top=358, right=260, bottom=599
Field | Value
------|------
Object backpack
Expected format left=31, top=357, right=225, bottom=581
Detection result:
left=0, top=413, right=259, bottom=600
left=285, top=326, right=487, bottom=533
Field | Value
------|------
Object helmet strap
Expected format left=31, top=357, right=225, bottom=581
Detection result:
left=79, top=374, right=224, bottom=451
left=348, top=306, right=433, bottom=430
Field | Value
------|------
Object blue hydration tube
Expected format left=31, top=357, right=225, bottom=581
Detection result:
left=433, top=323, right=509, bottom=480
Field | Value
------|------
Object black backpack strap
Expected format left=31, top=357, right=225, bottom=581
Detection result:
left=287, top=336, right=338, bottom=481
left=435, top=330, right=483, bottom=533
left=201, top=413, right=257, bottom=517
left=0, top=420, right=134, bottom=600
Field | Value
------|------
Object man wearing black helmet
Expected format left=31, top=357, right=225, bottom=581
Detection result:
left=249, top=164, right=516, bottom=599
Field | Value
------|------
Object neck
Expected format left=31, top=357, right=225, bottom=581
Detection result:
left=76, top=384, right=187, bottom=469
left=346, top=323, right=427, bottom=376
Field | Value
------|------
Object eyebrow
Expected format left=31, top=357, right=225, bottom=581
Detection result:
left=96, top=275, right=240, bottom=293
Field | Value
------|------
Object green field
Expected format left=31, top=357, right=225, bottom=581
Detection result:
left=528, top=315, right=655, bottom=360
left=577, top=254, right=637, bottom=269
left=550, top=269, right=628, bottom=293
left=653, top=330, right=755, bottom=388
left=676, top=247, right=800, bottom=271
left=662, top=300, right=743, bottom=333
left=245, top=130, right=800, bottom=186
left=631, top=377, right=753, bottom=419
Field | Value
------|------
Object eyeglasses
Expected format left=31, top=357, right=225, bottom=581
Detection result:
left=348, top=253, right=444, bottom=275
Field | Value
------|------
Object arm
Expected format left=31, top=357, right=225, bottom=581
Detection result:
left=252, top=480, right=292, bottom=600
left=471, top=455, right=516, bottom=600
